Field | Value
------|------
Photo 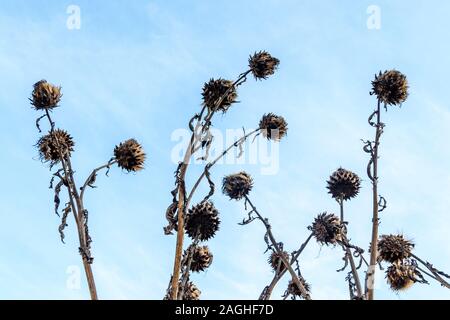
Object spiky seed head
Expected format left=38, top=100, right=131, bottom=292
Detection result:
left=189, top=246, right=214, bottom=272
left=202, top=78, right=238, bottom=113
left=185, top=201, right=220, bottom=241
left=37, top=129, right=74, bottom=166
left=30, top=80, right=62, bottom=111
left=259, top=113, right=288, bottom=141
left=371, top=70, right=409, bottom=106
left=378, top=234, right=414, bottom=263
left=114, top=139, right=146, bottom=172
left=386, top=260, right=421, bottom=291
left=182, top=281, right=201, bottom=300
left=249, top=51, right=280, bottom=80
left=286, top=279, right=311, bottom=300
left=222, top=172, right=253, bottom=201
left=309, top=212, right=345, bottom=246
left=326, top=168, right=361, bottom=201
left=268, top=250, right=289, bottom=273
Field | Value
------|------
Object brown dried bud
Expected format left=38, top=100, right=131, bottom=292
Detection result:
left=326, top=168, right=361, bottom=201
left=114, top=139, right=146, bottom=172
left=268, top=250, right=289, bottom=273
left=249, top=51, right=280, bottom=80
left=185, top=201, right=220, bottom=241
left=182, top=281, right=201, bottom=300
left=259, top=113, right=288, bottom=141
left=222, top=172, right=253, bottom=201
left=202, top=78, right=238, bottom=113
left=30, top=80, right=62, bottom=111
left=37, top=129, right=74, bottom=166
left=286, top=278, right=311, bottom=300
left=190, top=246, right=214, bottom=272
left=386, top=260, right=421, bottom=291
left=371, top=70, right=408, bottom=106
left=378, top=234, right=414, bottom=263
left=309, top=212, right=345, bottom=246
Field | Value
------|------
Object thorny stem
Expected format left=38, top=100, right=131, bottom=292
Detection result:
left=367, top=99, right=382, bottom=300
left=170, top=70, right=251, bottom=299
left=260, top=233, right=313, bottom=300
left=43, top=110, right=98, bottom=300
left=339, top=197, right=363, bottom=299
left=411, top=253, right=450, bottom=289
left=244, top=195, right=311, bottom=300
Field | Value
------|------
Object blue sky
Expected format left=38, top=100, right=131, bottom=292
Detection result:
left=1, top=0, right=450, bottom=300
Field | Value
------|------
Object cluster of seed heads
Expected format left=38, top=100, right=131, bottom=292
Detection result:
left=259, top=113, right=288, bottom=141
left=114, top=139, right=146, bottom=172
left=202, top=78, right=238, bottom=113
left=326, top=168, right=361, bottom=201
left=37, top=129, right=74, bottom=166
left=371, top=70, right=409, bottom=106
left=190, top=245, right=214, bottom=273
left=185, top=201, right=220, bottom=241
left=222, top=172, right=253, bottom=201
left=30, top=80, right=62, bottom=110
left=309, top=212, right=345, bottom=246
left=249, top=51, right=280, bottom=80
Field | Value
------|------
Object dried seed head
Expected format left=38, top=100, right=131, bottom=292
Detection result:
left=114, top=139, right=146, bottom=172
left=202, top=78, right=238, bottom=113
left=259, top=113, right=288, bottom=141
left=371, top=70, right=409, bottom=106
left=190, top=245, right=214, bottom=272
left=268, top=250, right=289, bottom=273
left=309, top=212, right=345, bottom=246
left=37, top=129, right=74, bottom=166
left=286, top=278, right=311, bottom=300
left=30, top=80, right=62, bottom=111
left=386, top=260, right=421, bottom=291
left=185, top=201, right=220, bottom=241
left=249, top=51, right=280, bottom=80
left=182, top=281, right=201, bottom=300
left=378, top=234, right=414, bottom=263
left=326, top=168, right=361, bottom=201
left=222, top=172, right=253, bottom=201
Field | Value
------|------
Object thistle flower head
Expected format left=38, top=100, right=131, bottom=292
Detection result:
left=309, top=212, right=345, bottom=246
left=189, top=245, right=214, bottom=273
left=371, top=70, right=409, bottom=106
left=259, top=113, right=288, bottom=141
left=37, top=129, right=74, bottom=166
left=268, top=250, right=289, bottom=273
left=185, top=201, right=220, bottom=241
left=326, top=168, right=361, bottom=201
left=378, top=234, right=414, bottom=263
left=202, top=78, right=237, bottom=113
left=286, top=278, right=311, bottom=300
left=222, top=172, right=253, bottom=200
left=114, top=139, right=146, bottom=172
left=30, top=80, right=62, bottom=111
left=249, top=51, right=280, bottom=80
left=386, top=260, right=422, bottom=291
left=182, top=281, right=201, bottom=300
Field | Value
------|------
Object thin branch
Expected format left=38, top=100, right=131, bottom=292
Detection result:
left=80, top=159, right=118, bottom=201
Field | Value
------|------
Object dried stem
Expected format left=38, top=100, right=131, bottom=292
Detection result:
left=339, top=197, right=363, bottom=298
left=411, top=253, right=450, bottom=289
left=259, top=233, right=313, bottom=300
left=244, top=195, right=311, bottom=300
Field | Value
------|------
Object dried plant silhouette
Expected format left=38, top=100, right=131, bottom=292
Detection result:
left=31, top=80, right=145, bottom=300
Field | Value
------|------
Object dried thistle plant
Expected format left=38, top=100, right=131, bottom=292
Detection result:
left=31, top=80, right=145, bottom=300
left=164, top=51, right=287, bottom=300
